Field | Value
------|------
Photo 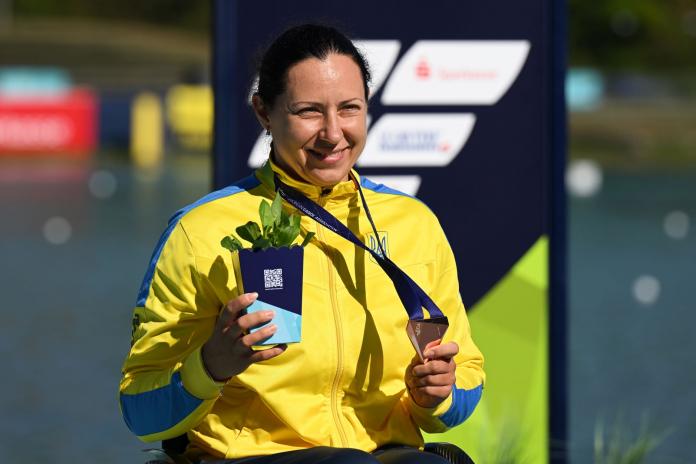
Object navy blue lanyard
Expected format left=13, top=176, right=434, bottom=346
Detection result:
left=274, top=174, right=445, bottom=321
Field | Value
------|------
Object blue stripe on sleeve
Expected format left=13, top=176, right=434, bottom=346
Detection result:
left=135, top=175, right=260, bottom=307
left=120, top=372, right=203, bottom=437
left=439, top=384, right=483, bottom=427
left=360, top=176, right=416, bottom=198
left=360, top=176, right=433, bottom=211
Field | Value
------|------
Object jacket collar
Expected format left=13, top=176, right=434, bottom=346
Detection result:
left=255, top=157, right=361, bottom=204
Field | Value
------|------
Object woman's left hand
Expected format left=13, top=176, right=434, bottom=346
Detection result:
left=405, top=341, right=459, bottom=409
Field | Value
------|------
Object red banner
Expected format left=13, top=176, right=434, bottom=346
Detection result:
left=0, top=89, right=98, bottom=157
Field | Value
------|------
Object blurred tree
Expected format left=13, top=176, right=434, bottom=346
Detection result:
left=13, top=0, right=209, bottom=33
left=12, top=0, right=696, bottom=70
left=569, top=0, right=696, bottom=69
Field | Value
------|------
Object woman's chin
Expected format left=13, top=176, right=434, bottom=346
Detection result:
left=305, top=168, right=351, bottom=187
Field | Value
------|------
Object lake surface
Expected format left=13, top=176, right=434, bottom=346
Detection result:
left=0, top=155, right=210, bottom=464
left=0, top=155, right=693, bottom=463
left=568, top=171, right=696, bottom=463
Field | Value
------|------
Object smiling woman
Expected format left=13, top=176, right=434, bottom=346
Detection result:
left=251, top=26, right=370, bottom=188
left=119, top=24, right=485, bottom=464
left=252, top=54, right=368, bottom=187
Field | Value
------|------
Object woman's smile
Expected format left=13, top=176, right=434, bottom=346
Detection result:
left=305, top=146, right=351, bottom=163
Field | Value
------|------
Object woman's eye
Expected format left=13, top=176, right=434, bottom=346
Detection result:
left=296, top=107, right=321, bottom=115
left=341, top=105, right=362, bottom=113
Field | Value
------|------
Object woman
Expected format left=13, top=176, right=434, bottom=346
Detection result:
left=120, top=24, right=485, bottom=464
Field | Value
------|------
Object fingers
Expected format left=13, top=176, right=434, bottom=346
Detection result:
left=239, top=323, right=277, bottom=348
left=409, top=385, right=453, bottom=400
left=408, top=371, right=455, bottom=388
left=220, top=294, right=280, bottom=349
left=203, top=294, right=288, bottom=380
left=411, top=358, right=455, bottom=377
left=249, top=344, right=287, bottom=363
left=237, top=310, right=276, bottom=333
left=423, top=341, right=459, bottom=360
left=406, top=341, right=457, bottom=378
left=218, top=293, right=258, bottom=329
left=424, top=339, right=441, bottom=352
left=219, top=293, right=275, bottom=341
left=409, top=358, right=455, bottom=383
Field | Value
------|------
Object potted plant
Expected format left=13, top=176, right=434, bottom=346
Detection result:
left=221, top=193, right=313, bottom=345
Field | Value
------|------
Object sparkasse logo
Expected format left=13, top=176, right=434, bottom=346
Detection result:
left=382, top=40, right=530, bottom=106
left=415, top=58, right=431, bottom=80
left=413, top=56, right=499, bottom=82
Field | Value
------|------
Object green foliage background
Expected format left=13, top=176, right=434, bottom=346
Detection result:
left=569, top=0, right=696, bottom=69
left=12, top=0, right=696, bottom=71
left=12, top=0, right=210, bottom=33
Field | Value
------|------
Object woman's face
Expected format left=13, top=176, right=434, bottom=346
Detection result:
left=253, top=53, right=368, bottom=187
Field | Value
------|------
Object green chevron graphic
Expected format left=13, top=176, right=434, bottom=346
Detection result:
left=425, top=236, right=549, bottom=463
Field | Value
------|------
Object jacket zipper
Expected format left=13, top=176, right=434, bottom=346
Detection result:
left=317, top=221, right=348, bottom=447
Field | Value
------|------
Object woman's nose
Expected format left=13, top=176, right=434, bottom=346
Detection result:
left=320, top=112, right=343, bottom=145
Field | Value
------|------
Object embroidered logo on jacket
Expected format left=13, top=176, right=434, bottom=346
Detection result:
left=366, top=231, right=389, bottom=263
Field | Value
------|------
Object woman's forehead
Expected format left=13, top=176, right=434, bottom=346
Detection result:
left=283, top=54, right=365, bottom=100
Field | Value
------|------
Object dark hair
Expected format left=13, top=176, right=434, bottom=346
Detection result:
left=256, top=24, right=371, bottom=109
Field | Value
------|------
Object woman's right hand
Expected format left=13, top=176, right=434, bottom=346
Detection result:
left=202, top=292, right=287, bottom=382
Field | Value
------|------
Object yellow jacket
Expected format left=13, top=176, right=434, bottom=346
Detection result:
left=120, top=160, right=485, bottom=460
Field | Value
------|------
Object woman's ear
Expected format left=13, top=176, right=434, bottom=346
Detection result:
left=251, top=94, right=271, bottom=132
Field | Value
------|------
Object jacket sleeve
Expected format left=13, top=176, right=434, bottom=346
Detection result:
left=405, top=223, right=486, bottom=433
left=119, top=221, right=226, bottom=442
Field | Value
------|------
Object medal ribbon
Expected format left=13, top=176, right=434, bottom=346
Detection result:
left=274, top=174, right=444, bottom=321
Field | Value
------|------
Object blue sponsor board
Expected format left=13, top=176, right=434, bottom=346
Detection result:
left=214, top=1, right=556, bottom=310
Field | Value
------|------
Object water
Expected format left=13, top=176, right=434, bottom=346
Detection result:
left=0, top=155, right=210, bottom=463
left=0, top=156, right=694, bottom=462
left=569, top=171, right=696, bottom=463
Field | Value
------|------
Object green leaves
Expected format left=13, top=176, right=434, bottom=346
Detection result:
left=271, top=193, right=283, bottom=224
left=235, top=221, right=261, bottom=242
left=220, top=235, right=243, bottom=252
left=220, top=192, right=314, bottom=252
left=259, top=200, right=274, bottom=230
left=259, top=192, right=283, bottom=230
left=300, top=231, right=316, bottom=248
left=251, top=236, right=271, bottom=250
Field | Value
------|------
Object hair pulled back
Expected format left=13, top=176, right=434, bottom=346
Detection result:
left=256, top=24, right=371, bottom=109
